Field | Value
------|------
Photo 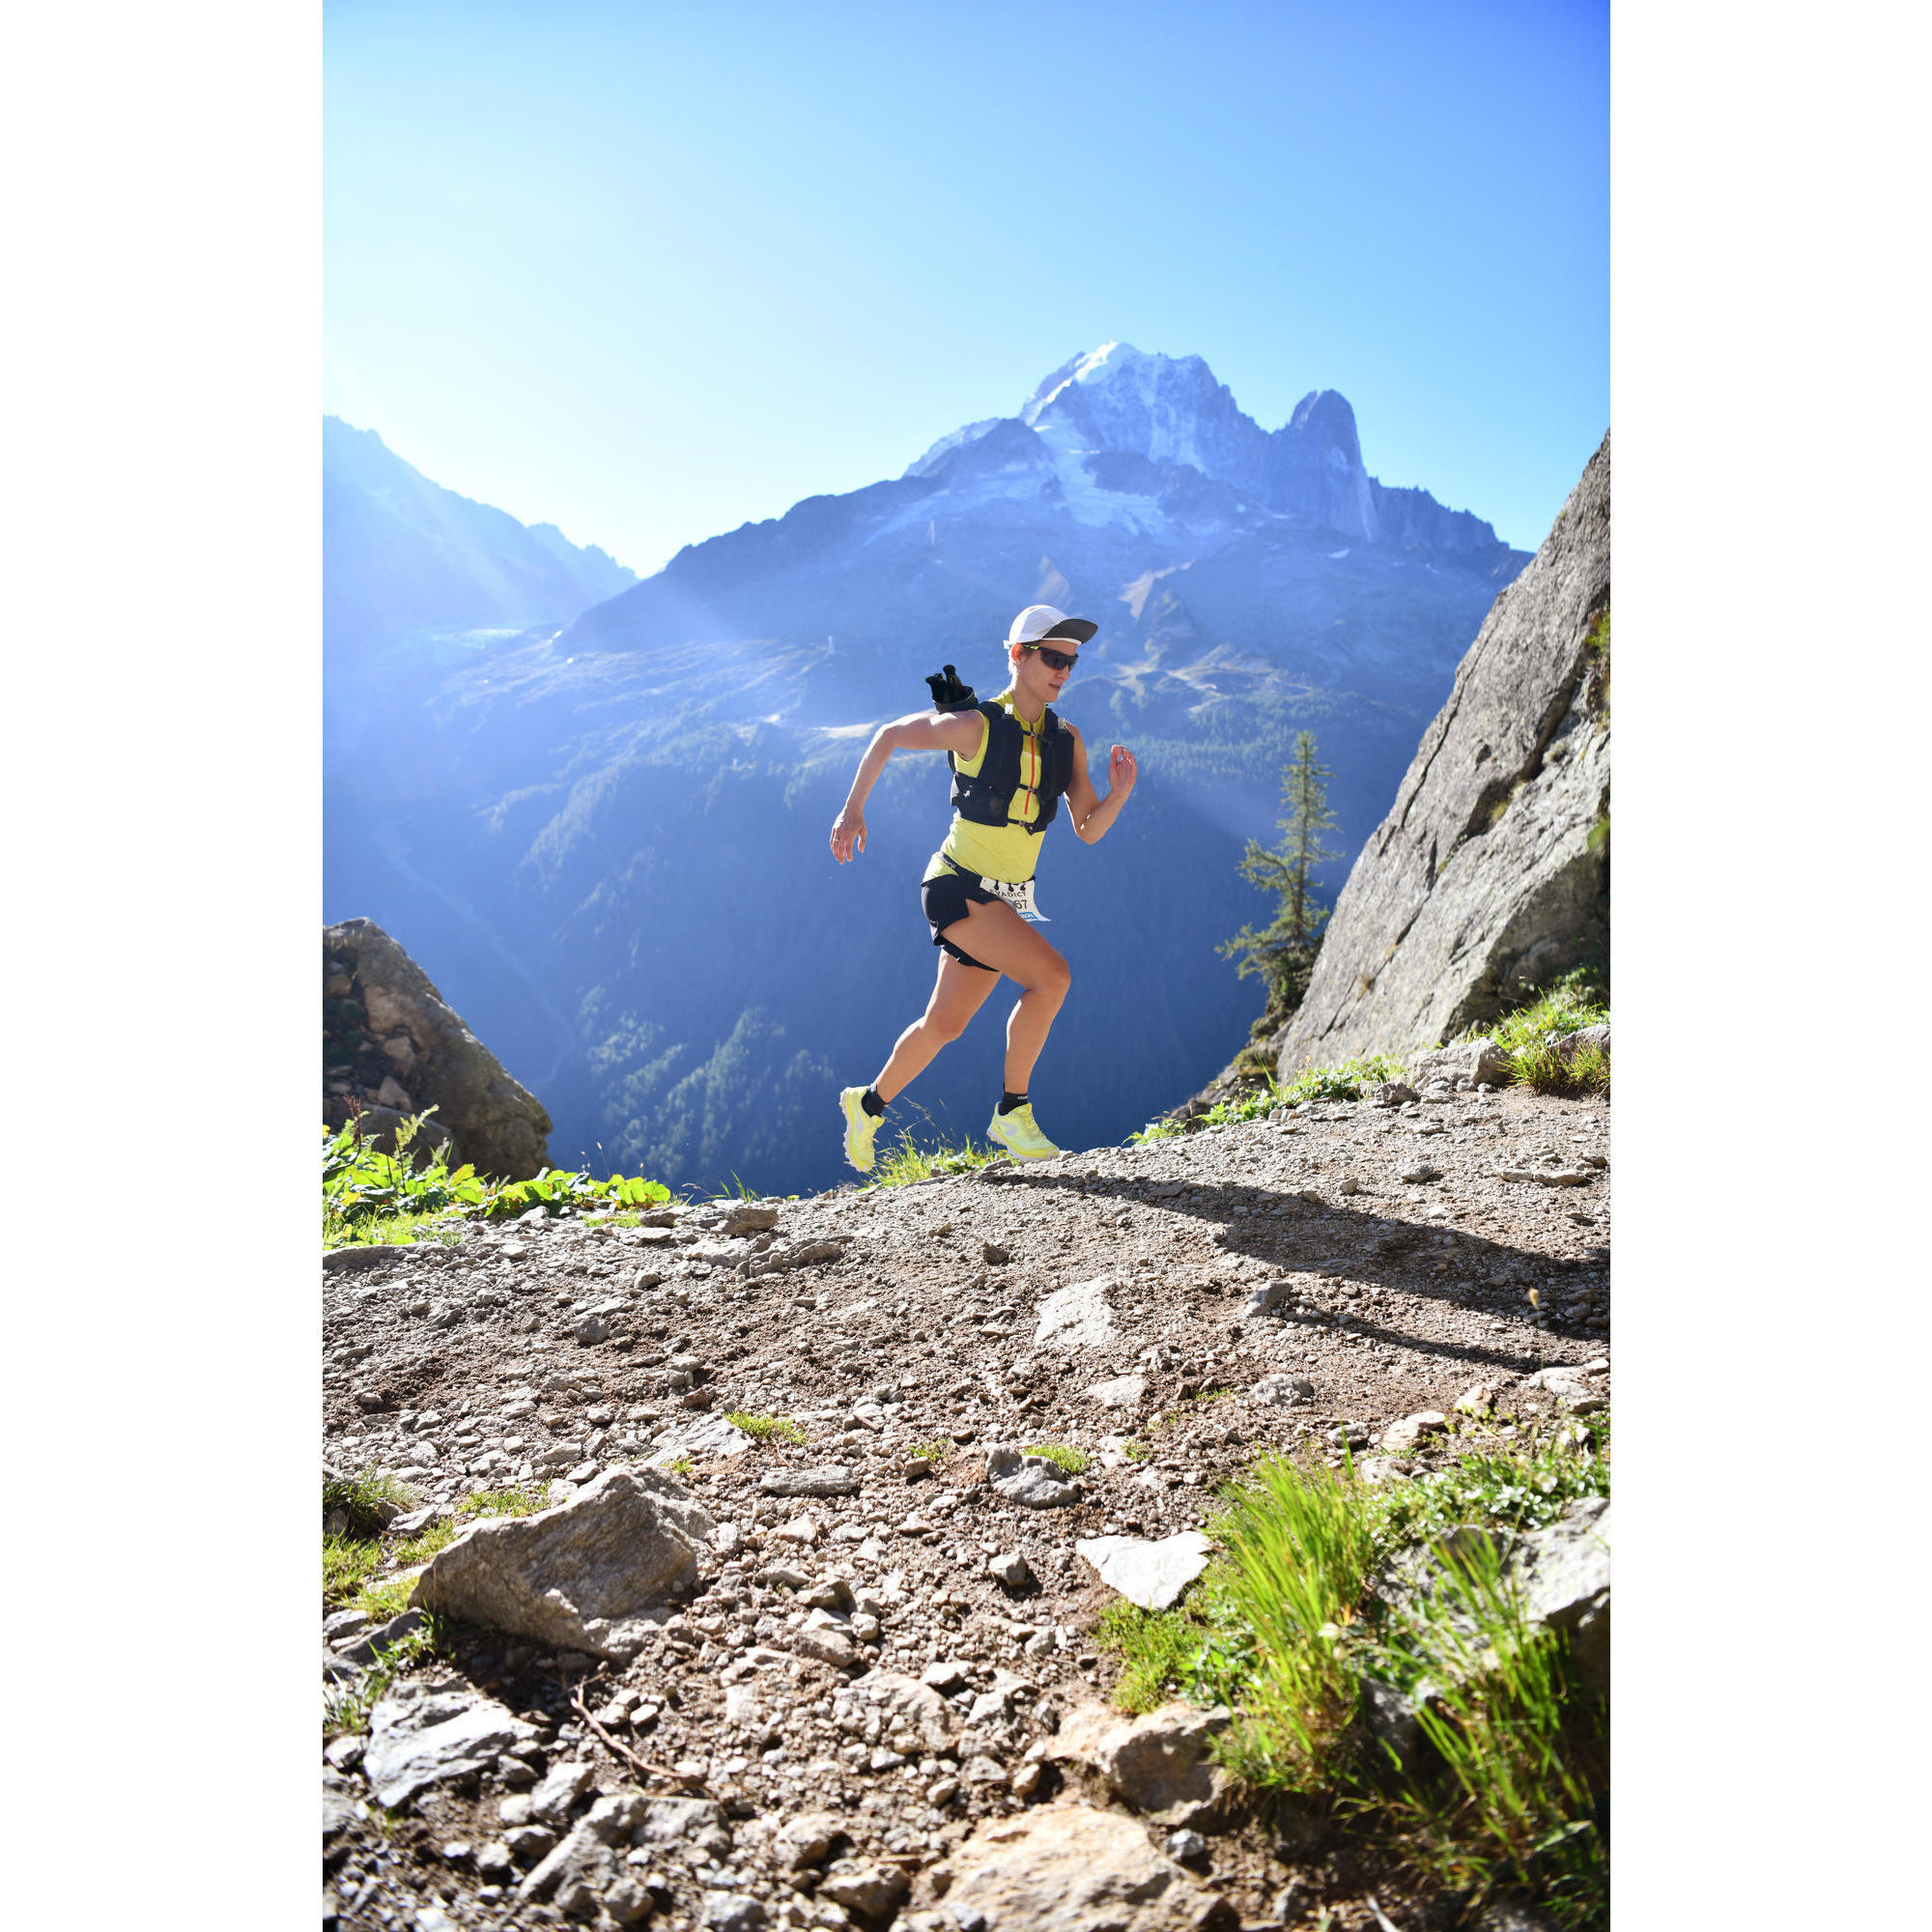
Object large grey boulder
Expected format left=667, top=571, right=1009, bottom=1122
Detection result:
left=410, top=1464, right=717, bottom=1660
left=324, top=917, right=552, bottom=1179
left=1277, top=433, right=1609, bottom=1078
left=926, top=1803, right=1236, bottom=1930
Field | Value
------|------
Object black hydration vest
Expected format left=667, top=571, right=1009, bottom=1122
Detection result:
left=949, top=700, right=1075, bottom=836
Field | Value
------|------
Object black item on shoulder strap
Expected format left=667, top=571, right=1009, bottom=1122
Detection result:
left=925, top=665, right=979, bottom=712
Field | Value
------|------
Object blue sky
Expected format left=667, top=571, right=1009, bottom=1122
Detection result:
left=326, top=0, right=1606, bottom=571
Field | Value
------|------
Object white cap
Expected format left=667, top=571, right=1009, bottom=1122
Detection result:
left=1005, top=603, right=1097, bottom=648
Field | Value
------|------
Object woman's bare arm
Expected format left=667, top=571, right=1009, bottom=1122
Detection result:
left=830, top=708, right=986, bottom=863
left=1063, top=724, right=1138, bottom=843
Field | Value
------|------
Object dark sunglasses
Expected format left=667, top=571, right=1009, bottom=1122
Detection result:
left=1024, top=644, right=1080, bottom=672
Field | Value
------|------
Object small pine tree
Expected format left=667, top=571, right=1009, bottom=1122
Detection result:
left=1218, top=730, right=1341, bottom=1031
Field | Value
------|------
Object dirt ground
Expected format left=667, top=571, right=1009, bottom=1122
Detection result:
left=323, top=1082, right=1609, bottom=1931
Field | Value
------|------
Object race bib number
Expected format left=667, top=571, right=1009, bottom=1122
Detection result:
left=984, top=875, right=1048, bottom=923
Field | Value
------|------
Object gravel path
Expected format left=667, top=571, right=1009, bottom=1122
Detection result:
left=323, top=1083, right=1609, bottom=1931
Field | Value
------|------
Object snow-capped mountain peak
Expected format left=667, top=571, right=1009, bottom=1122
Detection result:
left=894, top=345, right=1499, bottom=552
left=1019, top=340, right=1140, bottom=422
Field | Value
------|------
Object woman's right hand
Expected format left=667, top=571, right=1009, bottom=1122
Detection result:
left=831, top=806, right=867, bottom=864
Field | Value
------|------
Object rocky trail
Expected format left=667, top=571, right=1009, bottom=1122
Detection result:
left=323, top=1068, right=1610, bottom=1932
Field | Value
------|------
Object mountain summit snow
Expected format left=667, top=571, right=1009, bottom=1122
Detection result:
left=900, top=342, right=1494, bottom=553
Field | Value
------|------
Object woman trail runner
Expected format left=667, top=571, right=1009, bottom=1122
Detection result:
left=828, top=603, right=1138, bottom=1171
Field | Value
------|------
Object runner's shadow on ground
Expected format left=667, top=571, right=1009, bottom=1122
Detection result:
left=982, top=1169, right=1607, bottom=1376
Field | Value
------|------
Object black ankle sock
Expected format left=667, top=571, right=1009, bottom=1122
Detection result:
left=861, top=1087, right=886, bottom=1118
left=998, top=1091, right=1028, bottom=1115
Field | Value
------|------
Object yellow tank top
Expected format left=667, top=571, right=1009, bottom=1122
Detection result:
left=923, top=693, right=1050, bottom=886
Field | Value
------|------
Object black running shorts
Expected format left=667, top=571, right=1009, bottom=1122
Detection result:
left=920, top=866, right=1002, bottom=971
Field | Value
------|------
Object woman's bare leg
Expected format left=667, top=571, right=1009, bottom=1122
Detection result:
left=872, top=952, right=1002, bottom=1103
left=935, top=899, right=1071, bottom=1094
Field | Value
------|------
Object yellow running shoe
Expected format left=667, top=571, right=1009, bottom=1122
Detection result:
left=840, top=1086, right=881, bottom=1173
left=987, top=1100, right=1059, bottom=1161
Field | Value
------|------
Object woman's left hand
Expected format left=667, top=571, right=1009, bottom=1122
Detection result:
left=1108, top=743, right=1138, bottom=796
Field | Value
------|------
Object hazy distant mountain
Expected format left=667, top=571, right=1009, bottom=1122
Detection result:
left=324, top=416, right=635, bottom=642
left=323, top=347, right=1536, bottom=1195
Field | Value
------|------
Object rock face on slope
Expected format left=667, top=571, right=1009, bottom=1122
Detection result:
left=1276, top=433, right=1610, bottom=1078
left=323, top=917, right=552, bottom=1179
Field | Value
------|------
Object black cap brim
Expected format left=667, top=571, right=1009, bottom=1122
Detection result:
left=1042, top=617, right=1097, bottom=644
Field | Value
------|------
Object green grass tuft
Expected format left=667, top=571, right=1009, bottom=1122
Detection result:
left=1207, top=1457, right=1381, bottom=1789
left=324, top=1464, right=417, bottom=1540
left=323, top=1534, right=385, bottom=1605
left=354, top=1577, right=414, bottom=1622
left=1474, top=969, right=1609, bottom=1097
left=908, top=1436, right=957, bottom=1466
left=1076, top=1421, right=1609, bottom=1928
left=1094, top=1601, right=1209, bottom=1714
left=456, top=1479, right=554, bottom=1520
left=1021, top=1441, right=1091, bottom=1475
left=867, top=1130, right=1003, bottom=1188
left=323, top=1615, right=454, bottom=1738
left=1377, top=1537, right=1606, bottom=1922
left=396, top=1518, right=457, bottom=1566
left=726, top=1411, right=808, bottom=1445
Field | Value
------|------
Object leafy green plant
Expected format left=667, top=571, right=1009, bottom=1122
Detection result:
left=1020, top=1442, right=1091, bottom=1475
left=323, top=1111, right=482, bottom=1246
left=726, top=1411, right=807, bottom=1445
left=1366, top=1421, right=1609, bottom=1550
left=667, top=1455, right=695, bottom=1478
left=908, top=1436, right=957, bottom=1466
left=1122, top=1438, right=1152, bottom=1463
left=322, top=1111, right=676, bottom=1248
left=1130, top=1077, right=1290, bottom=1142
left=479, top=1166, right=672, bottom=1220
left=1279, top=1053, right=1404, bottom=1105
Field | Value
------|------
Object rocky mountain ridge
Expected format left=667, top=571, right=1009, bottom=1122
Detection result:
left=323, top=1066, right=1610, bottom=1931
left=325, top=416, right=637, bottom=644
